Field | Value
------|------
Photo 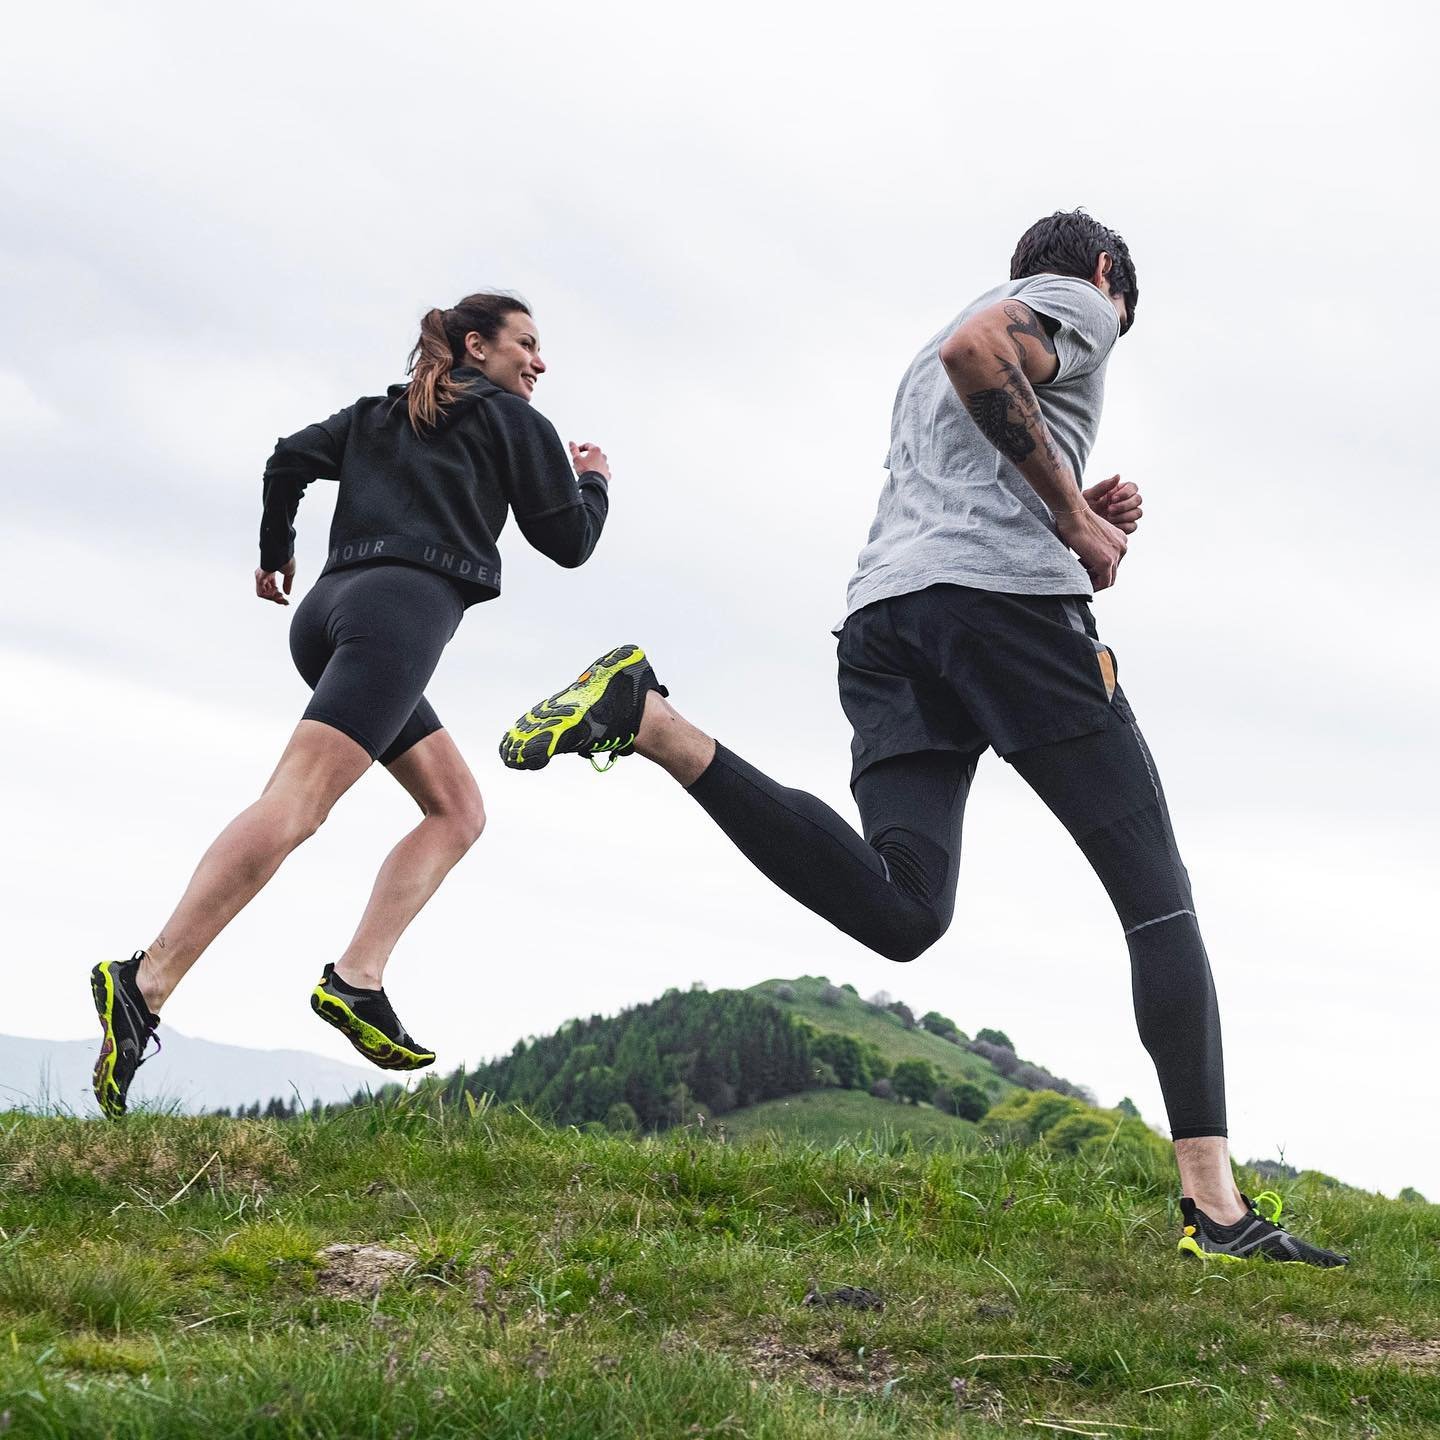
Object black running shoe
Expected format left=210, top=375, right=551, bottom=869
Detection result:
left=1178, top=1191, right=1349, bottom=1268
left=90, top=952, right=162, bottom=1119
left=499, top=644, right=668, bottom=772
left=310, top=963, right=436, bottom=1071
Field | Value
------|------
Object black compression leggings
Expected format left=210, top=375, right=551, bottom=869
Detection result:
left=688, top=703, right=1225, bottom=1138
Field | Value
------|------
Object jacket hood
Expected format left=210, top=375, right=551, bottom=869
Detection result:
left=386, top=366, right=506, bottom=429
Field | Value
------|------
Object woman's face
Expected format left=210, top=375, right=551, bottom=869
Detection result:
left=466, top=312, right=545, bottom=401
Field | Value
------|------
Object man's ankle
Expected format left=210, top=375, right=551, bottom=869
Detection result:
left=1189, top=1189, right=1248, bottom=1226
left=636, top=692, right=715, bottom=785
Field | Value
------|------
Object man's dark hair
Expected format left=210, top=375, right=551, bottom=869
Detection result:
left=1010, top=209, right=1138, bottom=333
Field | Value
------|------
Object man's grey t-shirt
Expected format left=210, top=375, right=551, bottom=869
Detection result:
left=842, top=275, right=1120, bottom=625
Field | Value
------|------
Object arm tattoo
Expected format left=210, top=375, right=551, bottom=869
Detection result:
left=955, top=302, right=1066, bottom=473
left=1002, top=301, right=1057, bottom=357
left=964, top=385, right=1035, bottom=462
left=964, top=353, right=1054, bottom=466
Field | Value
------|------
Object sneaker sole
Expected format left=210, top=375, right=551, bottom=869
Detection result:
left=499, top=644, right=649, bottom=771
left=89, top=961, right=125, bottom=1119
left=310, top=986, right=436, bottom=1072
left=1177, top=1236, right=1347, bottom=1268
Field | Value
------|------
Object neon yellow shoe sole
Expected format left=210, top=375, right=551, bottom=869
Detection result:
left=90, top=961, right=124, bottom=1118
left=310, top=986, right=435, bottom=1072
left=89, top=955, right=160, bottom=1119
left=499, top=644, right=657, bottom=771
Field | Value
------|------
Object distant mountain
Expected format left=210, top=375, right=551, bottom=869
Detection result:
left=0, top=1029, right=380, bottom=1116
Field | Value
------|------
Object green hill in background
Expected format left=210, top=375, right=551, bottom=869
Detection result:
left=746, top=974, right=1007, bottom=1090
left=720, top=1089, right=979, bottom=1147
left=332, top=973, right=1146, bottom=1167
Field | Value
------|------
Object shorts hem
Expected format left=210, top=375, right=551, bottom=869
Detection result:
left=380, top=718, right=446, bottom=768
left=1170, top=1125, right=1228, bottom=1141
left=302, top=709, right=380, bottom=761
left=849, top=737, right=987, bottom=788
left=992, top=703, right=1117, bottom=758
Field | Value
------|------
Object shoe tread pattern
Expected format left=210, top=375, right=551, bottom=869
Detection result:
left=499, top=645, right=647, bottom=770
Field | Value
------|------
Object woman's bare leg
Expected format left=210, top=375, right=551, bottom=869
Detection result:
left=138, top=720, right=372, bottom=1011
left=332, top=728, right=485, bottom=990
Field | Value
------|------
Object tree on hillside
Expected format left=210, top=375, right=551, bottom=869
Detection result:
left=892, top=1059, right=938, bottom=1105
left=887, top=1001, right=917, bottom=1029
left=1398, top=1187, right=1429, bottom=1204
left=933, top=1080, right=989, bottom=1121
left=1012, top=1062, right=1072, bottom=1094
left=819, top=983, right=845, bottom=1006
left=773, top=983, right=796, bottom=1002
left=605, top=1102, right=639, bottom=1133
left=1117, top=1097, right=1141, bottom=1118
left=866, top=990, right=892, bottom=1009
left=975, top=1028, right=1014, bottom=1051
left=921, top=1010, right=959, bottom=1040
left=809, top=1031, right=886, bottom=1091
left=869, top=1077, right=896, bottom=1101
left=969, top=1039, right=1020, bottom=1075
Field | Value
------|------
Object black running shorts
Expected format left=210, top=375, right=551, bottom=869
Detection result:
left=837, top=584, right=1119, bottom=782
left=288, top=561, right=465, bottom=765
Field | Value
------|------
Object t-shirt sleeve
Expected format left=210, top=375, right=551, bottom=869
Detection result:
left=1017, top=277, right=1120, bottom=384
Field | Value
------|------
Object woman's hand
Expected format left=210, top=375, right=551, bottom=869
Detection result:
left=255, top=558, right=296, bottom=605
left=569, top=441, right=611, bottom=482
left=1083, top=474, right=1143, bottom=533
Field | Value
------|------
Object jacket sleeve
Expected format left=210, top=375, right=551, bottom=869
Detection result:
left=491, top=396, right=608, bottom=568
left=258, top=407, right=353, bottom=571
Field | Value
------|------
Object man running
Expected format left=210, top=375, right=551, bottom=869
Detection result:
left=499, top=211, right=1347, bottom=1267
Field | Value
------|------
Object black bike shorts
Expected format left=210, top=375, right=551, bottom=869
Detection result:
left=837, top=584, right=1119, bottom=783
left=288, top=560, right=465, bottom=766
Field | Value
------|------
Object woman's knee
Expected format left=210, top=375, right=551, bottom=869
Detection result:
left=450, top=791, right=486, bottom=848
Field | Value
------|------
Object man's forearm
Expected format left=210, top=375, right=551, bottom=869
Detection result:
left=941, top=337, right=1081, bottom=518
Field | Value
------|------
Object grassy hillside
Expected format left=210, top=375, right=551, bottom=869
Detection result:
left=3, top=1101, right=1436, bottom=1438
left=720, top=1089, right=979, bottom=1148
left=750, top=975, right=1014, bottom=1094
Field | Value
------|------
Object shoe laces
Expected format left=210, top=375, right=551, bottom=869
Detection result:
left=1250, top=1190, right=1284, bottom=1225
left=588, top=735, right=634, bottom=772
left=139, top=1029, right=162, bottom=1068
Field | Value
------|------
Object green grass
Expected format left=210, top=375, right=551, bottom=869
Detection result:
left=721, top=1089, right=980, bottom=1149
left=1, top=1101, right=1437, bottom=1438
left=750, top=974, right=1011, bottom=1093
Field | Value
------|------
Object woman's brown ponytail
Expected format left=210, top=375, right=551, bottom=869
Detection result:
left=404, top=293, right=531, bottom=433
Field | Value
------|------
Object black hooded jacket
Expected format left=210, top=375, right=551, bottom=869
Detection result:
left=258, top=366, right=608, bottom=604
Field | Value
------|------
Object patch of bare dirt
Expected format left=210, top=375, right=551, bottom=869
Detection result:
left=744, top=1333, right=896, bottom=1395
left=315, top=1243, right=415, bottom=1298
left=1275, top=1314, right=1440, bottom=1371
left=1354, top=1334, right=1440, bottom=1370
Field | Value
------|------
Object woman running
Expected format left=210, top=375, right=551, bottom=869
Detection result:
left=90, top=292, right=611, bottom=1117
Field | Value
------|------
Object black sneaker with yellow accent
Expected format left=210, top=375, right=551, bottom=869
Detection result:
left=499, top=644, right=668, bottom=772
left=90, top=952, right=162, bottom=1119
left=1177, top=1191, right=1349, bottom=1268
left=310, top=963, right=436, bottom=1071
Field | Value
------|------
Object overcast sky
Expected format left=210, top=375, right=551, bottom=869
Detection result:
left=3, top=2, right=1435, bottom=1198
